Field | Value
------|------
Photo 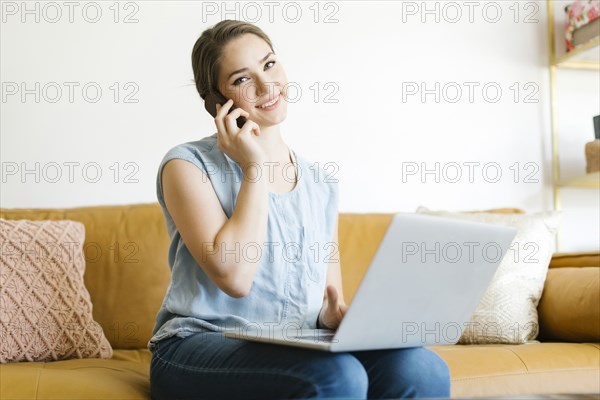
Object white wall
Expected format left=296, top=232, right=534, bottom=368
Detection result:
left=1, top=1, right=598, bottom=252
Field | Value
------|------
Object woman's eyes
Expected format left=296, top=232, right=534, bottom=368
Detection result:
left=232, top=60, right=276, bottom=86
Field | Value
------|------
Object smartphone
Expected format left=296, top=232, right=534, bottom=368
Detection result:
left=204, top=91, right=247, bottom=129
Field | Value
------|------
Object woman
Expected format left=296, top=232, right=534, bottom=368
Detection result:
left=148, top=19, right=451, bottom=399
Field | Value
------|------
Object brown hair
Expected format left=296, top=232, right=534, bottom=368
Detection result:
left=191, top=20, right=275, bottom=100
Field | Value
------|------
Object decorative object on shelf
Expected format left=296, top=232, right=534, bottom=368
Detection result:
left=585, top=115, right=600, bottom=173
left=585, top=142, right=599, bottom=173
left=565, top=0, right=600, bottom=51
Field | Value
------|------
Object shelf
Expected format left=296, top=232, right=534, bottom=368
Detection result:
left=547, top=0, right=600, bottom=251
left=559, top=172, right=600, bottom=188
left=552, top=36, right=600, bottom=70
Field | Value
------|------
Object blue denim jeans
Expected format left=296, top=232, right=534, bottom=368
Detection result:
left=150, top=331, right=451, bottom=399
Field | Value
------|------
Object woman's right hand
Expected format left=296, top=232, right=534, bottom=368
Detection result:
left=214, top=99, right=266, bottom=171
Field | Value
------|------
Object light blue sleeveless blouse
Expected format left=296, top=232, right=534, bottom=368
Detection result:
left=147, top=133, right=339, bottom=352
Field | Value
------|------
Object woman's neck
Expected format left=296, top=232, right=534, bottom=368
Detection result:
left=254, top=124, right=289, bottom=162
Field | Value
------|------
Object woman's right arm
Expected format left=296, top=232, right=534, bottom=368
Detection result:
left=162, top=102, right=268, bottom=298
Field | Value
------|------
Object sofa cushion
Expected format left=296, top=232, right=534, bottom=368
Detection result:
left=0, top=204, right=172, bottom=350
left=538, top=267, right=600, bottom=342
left=415, top=208, right=559, bottom=344
left=0, top=349, right=151, bottom=399
left=1, top=344, right=597, bottom=399
left=429, top=342, right=600, bottom=398
left=0, top=219, right=112, bottom=363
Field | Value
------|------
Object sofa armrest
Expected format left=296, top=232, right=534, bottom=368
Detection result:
left=537, top=252, right=600, bottom=342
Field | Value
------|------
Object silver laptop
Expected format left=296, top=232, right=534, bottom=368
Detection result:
left=224, top=213, right=518, bottom=352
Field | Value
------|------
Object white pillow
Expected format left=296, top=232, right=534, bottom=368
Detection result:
left=416, top=207, right=560, bottom=344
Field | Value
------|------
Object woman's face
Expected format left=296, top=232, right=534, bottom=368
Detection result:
left=217, top=33, right=288, bottom=128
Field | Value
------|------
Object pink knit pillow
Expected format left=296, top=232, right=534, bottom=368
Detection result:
left=0, top=219, right=112, bottom=363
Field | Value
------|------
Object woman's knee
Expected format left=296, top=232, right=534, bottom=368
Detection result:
left=366, top=347, right=450, bottom=398
left=398, top=347, right=451, bottom=398
left=307, top=353, right=369, bottom=398
left=421, top=348, right=451, bottom=395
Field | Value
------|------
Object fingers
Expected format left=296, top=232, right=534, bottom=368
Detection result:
left=215, top=100, right=257, bottom=142
left=224, top=107, right=250, bottom=134
left=214, top=102, right=232, bottom=140
left=215, top=99, right=233, bottom=119
left=238, top=118, right=261, bottom=137
left=320, top=286, right=348, bottom=330
left=218, top=100, right=250, bottom=123
left=327, top=285, right=338, bottom=308
left=327, top=285, right=348, bottom=319
left=214, top=103, right=226, bottom=137
left=214, top=100, right=236, bottom=136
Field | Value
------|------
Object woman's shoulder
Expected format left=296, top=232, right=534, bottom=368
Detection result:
left=158, top=132, right=228, bottom=172
left=164, top=132, right=219, bottom=158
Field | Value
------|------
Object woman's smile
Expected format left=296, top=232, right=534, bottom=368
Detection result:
left=255, top=95, right=281, bottom=110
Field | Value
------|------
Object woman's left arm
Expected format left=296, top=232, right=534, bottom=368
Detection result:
left=317, top=213, right=349, bottom=329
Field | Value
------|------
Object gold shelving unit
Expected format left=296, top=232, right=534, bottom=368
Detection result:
left=547, top=0, right=600, bottom=249
left=559, top=171, right=600, bottom=187
left=554, top=36, right=600, bottom=70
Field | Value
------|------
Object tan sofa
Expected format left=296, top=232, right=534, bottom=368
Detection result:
left=1, top=203, right=598, bottom=399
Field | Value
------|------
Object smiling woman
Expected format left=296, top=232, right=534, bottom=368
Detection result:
left=147, top=19, right=451, bottom=400
left=217, top=33, right=288, bottom=132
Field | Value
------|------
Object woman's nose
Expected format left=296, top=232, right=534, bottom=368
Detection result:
left=255, top=76, right=279, bottom=99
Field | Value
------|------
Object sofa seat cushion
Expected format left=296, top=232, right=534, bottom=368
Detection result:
left=428, top=342, right=600, bottom=398
left=0, top=349, right=151, bottom=400
left=1, top=344, right=599, bottom=399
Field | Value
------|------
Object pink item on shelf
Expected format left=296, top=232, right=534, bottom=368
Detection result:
left=564, top=0, right=600, bottom=51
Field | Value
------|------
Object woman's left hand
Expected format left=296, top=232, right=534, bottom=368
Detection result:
left=317, top=285, right=349, bottom=330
